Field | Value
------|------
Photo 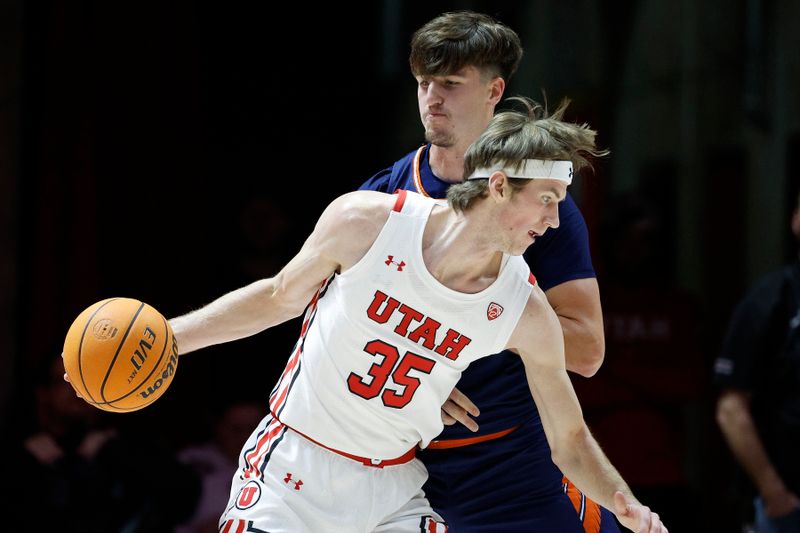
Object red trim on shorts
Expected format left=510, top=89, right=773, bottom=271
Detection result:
left=221, top=519, right=245, bottom=533
left=393, top=188, right=408, bottom=212
left=243, top=417, right=286, bottom=479
left=528, top=272, right=537, bottom=285
left=426, top=424, right=521, bottom=449
left=290, top=426, right=416, bottom=468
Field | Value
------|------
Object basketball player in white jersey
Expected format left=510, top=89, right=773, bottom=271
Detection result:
left=169, top=97, right=668, bottom=533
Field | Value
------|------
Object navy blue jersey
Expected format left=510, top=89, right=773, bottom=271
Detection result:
left=360, top=144, right=596, bottom=439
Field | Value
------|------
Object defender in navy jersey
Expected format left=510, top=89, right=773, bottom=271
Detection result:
left=360, top=11, right=618, bottom=533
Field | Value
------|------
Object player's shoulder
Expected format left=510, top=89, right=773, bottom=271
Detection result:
left=361, top=147, right=423, bottom=192
left=524, top=281, right=554, bottom=314
left=314, top=192, right=399, bottom=268
left=323, top=191, right=397, bottom=234
left=507, top=282, right=564, bottom=357
left=518, top=283, right=563, bottom=337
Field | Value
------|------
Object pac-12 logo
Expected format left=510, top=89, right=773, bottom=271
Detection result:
left=487, top=302, right=504, bottom=320
left=235, top=480, right=262, bottom=510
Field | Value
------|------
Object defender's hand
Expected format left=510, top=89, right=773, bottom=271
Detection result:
left=614, top=491, right=668, bottom=533
left=441, top=387, right=480, bottom=432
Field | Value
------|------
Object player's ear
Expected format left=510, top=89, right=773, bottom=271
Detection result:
left=488, top=76, right=505, bottom=106
left=487, top=171, right=508, bottom=201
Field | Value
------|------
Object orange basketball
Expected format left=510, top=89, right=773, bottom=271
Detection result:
left=62, top=297, right=179, bottom=412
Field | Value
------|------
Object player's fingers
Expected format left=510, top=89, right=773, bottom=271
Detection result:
left=62, top=372, right=84, bottom=399
left=613, top=491, right=630, bottom=516
left=613, top=492, right=654, bottom=533
left=441, top=410, right=457, bottom=426
left=636, top=506, right=652, bottom=533
left=441, top=399, right=479, bottom=432
left=648, top=512, right=660, bottom=533
left=447, top=386, right=480, bottom=417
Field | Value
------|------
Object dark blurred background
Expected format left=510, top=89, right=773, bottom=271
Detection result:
left=1, top=0, right=799, bottom=531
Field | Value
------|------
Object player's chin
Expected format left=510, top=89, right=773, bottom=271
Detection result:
left=424, top=129, right=455, bottom=148
left=516, top=239, right=537, bottom=255
left=509, top=245, right=529, bottom=256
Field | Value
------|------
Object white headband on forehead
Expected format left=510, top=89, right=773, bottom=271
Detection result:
left=466, top=159, right=573, bottom=185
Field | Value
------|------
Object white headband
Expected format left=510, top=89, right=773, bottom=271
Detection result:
left=466, top=159, right=573, bottom=185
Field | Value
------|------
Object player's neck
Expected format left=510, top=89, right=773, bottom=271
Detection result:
left=422, top=206, right=503, bottom=294
left=428, top=144, right=468, bottom=184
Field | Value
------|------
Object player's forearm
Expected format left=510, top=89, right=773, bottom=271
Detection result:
left=716, top=391, right=788, bottom=498
left=170, top=278, right=302, bottom=355
left=552, top=425, right=638, bottom=512
left=558, top=314, right=605, bottom=377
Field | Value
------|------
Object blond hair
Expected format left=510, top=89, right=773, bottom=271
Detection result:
left=448, top=96, right=608, bottom=212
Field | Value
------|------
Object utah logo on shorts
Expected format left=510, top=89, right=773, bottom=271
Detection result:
left=235, top=480, right=262, bottom=510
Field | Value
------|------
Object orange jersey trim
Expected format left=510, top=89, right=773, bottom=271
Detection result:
left=563, top=476, right=602, bottom=533
left=426, top=424, right=521, bottom=449
left=412, top=146, right=431, bottom=197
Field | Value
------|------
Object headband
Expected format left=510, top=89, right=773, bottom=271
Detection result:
left=465, top=159, right=573, bottom=185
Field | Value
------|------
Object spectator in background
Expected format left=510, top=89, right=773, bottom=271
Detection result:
left=715, top=193, right=800, bottom=532
left=572, top=191, right=705, bottom=532
left=0, top=355, right=116, bottom=531
left=0, top=354, right=200, bottom=532
left=176, top=400, right=264, bottom=533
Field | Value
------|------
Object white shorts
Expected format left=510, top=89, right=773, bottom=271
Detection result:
left=220, top=415, right=447, bottom=533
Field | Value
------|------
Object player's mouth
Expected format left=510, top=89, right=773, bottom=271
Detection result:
left=426, top=111, right=448, bottom=120
left=528, top=230, right=539, bottom=242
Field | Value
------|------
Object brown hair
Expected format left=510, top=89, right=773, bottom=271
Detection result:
left=409, top=11, right=523, bottom=81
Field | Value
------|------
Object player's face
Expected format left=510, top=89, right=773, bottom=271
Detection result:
left=416, top=66, right=498, bottom=149
left=498, top=179, right=566, bottom=256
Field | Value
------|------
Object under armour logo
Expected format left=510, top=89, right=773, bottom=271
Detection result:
left=284, top=473, right=303, bottom=491
left=385, top=255, right=406, bottom=271
left=569, top=167, right=574, bottom=179
left=487, top=302, right=504, bottom=320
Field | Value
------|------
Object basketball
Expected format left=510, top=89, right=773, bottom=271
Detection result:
left=62, top=297, right=179, bottom=412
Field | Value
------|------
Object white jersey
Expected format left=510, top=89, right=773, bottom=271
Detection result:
left=269, top=190, right=535, bottom=459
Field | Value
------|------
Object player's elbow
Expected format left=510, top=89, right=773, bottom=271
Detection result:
left=265, top=277, right=310, bottom=321
left=715, top=389, right=750, bottom=431
left=568, top=337, right=605, bottom=377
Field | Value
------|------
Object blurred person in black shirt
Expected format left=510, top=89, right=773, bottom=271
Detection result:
left=715, top=194, right=800, bottom=533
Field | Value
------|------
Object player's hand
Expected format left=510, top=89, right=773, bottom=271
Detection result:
left=614, top=491, right=668, bottom=533
left=441, top=387, right=480, bottom=432
left=762, top=486, right=800, bottom=517
left=62, top=372, right=84, bottom=399
left=61, top=352, right=84, bottom=400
